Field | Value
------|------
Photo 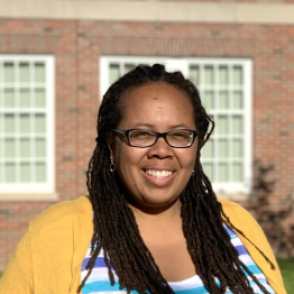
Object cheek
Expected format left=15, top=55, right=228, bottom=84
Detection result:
left=114, top=144, right=143, bottom=173
left=176, top=147, right=197, bottom=169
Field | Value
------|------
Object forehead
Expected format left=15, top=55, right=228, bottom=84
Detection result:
left=119, top=82, right=195, bottom=128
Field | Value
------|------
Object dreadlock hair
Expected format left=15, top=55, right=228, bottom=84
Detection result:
left=79, top=64, right=275, bottom=294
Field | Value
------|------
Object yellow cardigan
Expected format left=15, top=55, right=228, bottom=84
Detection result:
left=0, top=196, right=286, bottom=294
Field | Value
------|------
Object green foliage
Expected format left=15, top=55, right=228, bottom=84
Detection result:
left=278, top=258, right=294, bottom=294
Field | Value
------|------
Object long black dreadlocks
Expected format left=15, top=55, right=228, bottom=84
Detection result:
left=78, top=64, right=274, bottom=294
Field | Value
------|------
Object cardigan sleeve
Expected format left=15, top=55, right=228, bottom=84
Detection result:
left=0, top=224, right=34, bottom=293
left=0, top=196, right=93, bottom=294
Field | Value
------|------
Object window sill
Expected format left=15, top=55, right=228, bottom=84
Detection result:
left=216, top=191, right=249, bottom=202
left=0, top=192, right=59, bottom=201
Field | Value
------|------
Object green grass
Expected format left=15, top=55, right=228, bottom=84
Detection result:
left=278, top=258, right=294, bottom=294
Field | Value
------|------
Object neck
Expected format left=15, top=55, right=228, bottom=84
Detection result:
left=128, top=198, right=182, bottom=222
left=128, top=199, right=184, bottom=244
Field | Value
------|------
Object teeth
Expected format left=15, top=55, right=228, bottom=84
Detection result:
left=145, top=170, right=173, bottom=178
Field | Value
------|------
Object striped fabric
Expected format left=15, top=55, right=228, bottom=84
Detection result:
left=81, top=227, right=275, bottom=294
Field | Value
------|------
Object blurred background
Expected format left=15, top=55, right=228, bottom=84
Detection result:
left=0, top=0, right=293, bottom=291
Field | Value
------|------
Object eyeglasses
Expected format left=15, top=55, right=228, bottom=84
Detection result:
left=111, top=128, right=198, bottom=148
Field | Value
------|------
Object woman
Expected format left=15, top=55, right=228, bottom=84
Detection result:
left=0, top=64, right=286, bottom=294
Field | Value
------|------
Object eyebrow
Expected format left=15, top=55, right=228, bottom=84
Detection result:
left=130, top=123, right=192, bottom=129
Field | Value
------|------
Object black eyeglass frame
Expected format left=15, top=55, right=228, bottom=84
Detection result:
left=111, top=128, right=198, bottom=148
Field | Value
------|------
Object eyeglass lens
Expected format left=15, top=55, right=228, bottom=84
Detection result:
left=128, top=129, right=193, bottom=147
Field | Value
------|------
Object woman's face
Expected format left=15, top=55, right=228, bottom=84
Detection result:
left=110, top=82, right=198, bottom=212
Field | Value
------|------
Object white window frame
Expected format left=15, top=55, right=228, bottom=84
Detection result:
left=0, top=55, right=56, bottom=200
left=100, top=56, right=252, bottom=199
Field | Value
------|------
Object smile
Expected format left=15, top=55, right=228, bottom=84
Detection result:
left=144, top=170, right=174, bottom=179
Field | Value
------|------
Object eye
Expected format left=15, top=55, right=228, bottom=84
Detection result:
left=130, top=130, right=155, bottom=139
left=170, top=130, right=190, bottom=139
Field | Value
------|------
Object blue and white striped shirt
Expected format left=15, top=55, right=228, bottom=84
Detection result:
left=81, top=227, right=275, bottom=294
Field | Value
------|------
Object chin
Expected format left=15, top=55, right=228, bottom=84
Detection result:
left=142, top=195, right=179, bottom=206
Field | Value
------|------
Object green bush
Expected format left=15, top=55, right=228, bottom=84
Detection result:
left=278, top=258, right=294, bottom=294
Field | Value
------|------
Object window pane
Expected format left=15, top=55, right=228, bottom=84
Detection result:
left=232, top=91, right=243, bottom=109
left=124, top=64, right=136, bottom=74
left=218, top=116, right=228, bottom=134
left=218, top=163, right=228, bottom=182
left=232, top=139, right=242, bottom=158
left=4, top=114, right=15, bottom=134
left=202, top=140, right=213, bottom=158
left=204, top=66, right=213, bottom=84
left=34, top=63, right=45, bottom=83
left=4, top=89, right=15, bottom=108
left=19, top=89, right=30, bottom=108
left=203, top=90, right=213, bottom=109
left=20, top=114, right=30, bottom=133
left=35, top=88, right=46, bottom=107
left=19, top=63, right=30, bottom=83
left=109, top=64, right=120, bottom=85
left=218, top=91, right=228, bottom=109
left=0, top=164, right=2, bottom=182
left=4, top=163, right=15, bottom=182
left=35, top=163, right=46, bottom=182
left=4, top=63, right=14, bottom=82
left=203, top=163, right=213, bottom=180
left=4, top=139, right=15, bottom=158
left=232, top=163, right=242, bottom=182
left=189, top=66, right=199, bottom=85
left=35, top=139, right=46, bottom=157
left=0, top=56, right=52, bottom=188
left=232, top=116, right=243, bottom=134
left=233, top=66, right=243, bottom=85
left=219, top=139, right=228, bottom=158
left=0, top=139, right=3, bottom=159
left=20, top=163, right=31, bottom=182
left=219, top=66, right=228, bottom=85
left=20, top=138, right=30, bottom=158
left=35, top=114, right=46, bottom=133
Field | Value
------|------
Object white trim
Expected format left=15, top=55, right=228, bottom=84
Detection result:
left=216, top=191, right=249, bottom=202
left=100, top=56, right=253, bottom=195
left=244, top=60, right=253, bottom=192
left=0, top=192, right=58, bottom=201
left=0, top=1, right=294, bottom=24
left=0, top=55, right=55, bottom=195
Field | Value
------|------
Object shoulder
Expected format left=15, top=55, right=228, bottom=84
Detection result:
left=0, top=196, right=93, bottom=293
left=218, top=200, right=270, bottom=259
left=28, top=196, right=93, bottom=289
left=218, top=199, right=267, bottom=243
left=218, top=199, right=257, bottom=229
left=29, top=195, right=92, bottom=242
left=218, top=199, right=271, bottom=247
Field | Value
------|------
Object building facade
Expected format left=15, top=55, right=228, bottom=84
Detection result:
left=0, top=0, right=294, bottom=270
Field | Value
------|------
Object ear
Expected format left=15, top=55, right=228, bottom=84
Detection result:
left=106, top=133, right=115, bottom=162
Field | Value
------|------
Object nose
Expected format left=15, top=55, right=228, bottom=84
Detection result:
left=147, top=136, right=174, bottom=159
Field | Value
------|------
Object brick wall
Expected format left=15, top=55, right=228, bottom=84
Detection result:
left=0, top=18, right=294, bottom=270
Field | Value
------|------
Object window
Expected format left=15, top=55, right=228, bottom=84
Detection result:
left=100, top=56, right=252, bottom=197
left=0, top=55, right=55, bottom=198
